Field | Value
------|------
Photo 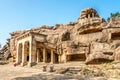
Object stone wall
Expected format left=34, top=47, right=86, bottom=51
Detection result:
left=77, top=32, right=102, bottom=43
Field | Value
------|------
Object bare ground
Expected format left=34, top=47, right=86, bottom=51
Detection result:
left=0, top=63, right=42, bottom=80
left=0, top=61, right=120, bottom=80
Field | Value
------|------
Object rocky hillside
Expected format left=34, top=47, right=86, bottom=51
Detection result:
left=1, top=7, right=120, bottom=64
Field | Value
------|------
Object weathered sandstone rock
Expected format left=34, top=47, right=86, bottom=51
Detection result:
left=1, top=7, right=120, bottom=65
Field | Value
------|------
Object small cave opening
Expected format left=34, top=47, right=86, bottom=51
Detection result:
left=111, top=32, right=120, bottom=40
left=67, top=54, right=86, bottom=61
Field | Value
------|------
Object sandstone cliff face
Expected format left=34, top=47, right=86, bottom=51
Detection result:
left=2, top=7, right=120, bottom=64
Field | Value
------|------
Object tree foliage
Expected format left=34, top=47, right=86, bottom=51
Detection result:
left=107, top=12, right=120, bottom=21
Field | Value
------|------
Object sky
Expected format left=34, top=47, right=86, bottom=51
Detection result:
left=0, top=0, right=120, bottom=46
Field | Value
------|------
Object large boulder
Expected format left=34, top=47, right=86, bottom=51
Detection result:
left=86, top=42, right=114, bottom=64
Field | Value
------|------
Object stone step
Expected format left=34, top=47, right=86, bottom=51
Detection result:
left=69, top=68, right=81, bottom=71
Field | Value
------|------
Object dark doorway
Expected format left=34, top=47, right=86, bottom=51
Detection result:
left=27, top=55, right=29, bottom=61
left=67, top=54, right=86, bottom=61
left=46, top=49, right=51, bottom=63
left=40, top=48, right=43, bottom=62
left=111, top=32, right=120, bottom=40
left=55, top=53, right=59, bottom=63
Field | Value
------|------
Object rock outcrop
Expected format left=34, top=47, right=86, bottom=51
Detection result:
left=1, top=7, right=120, bottom=64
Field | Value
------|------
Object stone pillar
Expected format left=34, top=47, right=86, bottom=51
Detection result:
left=88, top=14, right=90, bottom=18
left=67, top=55, right=71, bottom=61
left=28, top=36, right=37, bottom=67
left=16, top=43, right=20, bottom=64
left=28, top=40, right=32, bottom=67
left=37, top=48, right=40, bottom=63
left=64, top=53, right=67, bottom=63
left=32, top=39, right=37, bottom=63
left=43, top=48, right=47, bottom=63
left=24, top=42, right=28, bottom=64
left=21, top=42, right=25, bottom=66
left=51, top=50, right=55, bottom=64
left=58, top=55, right=61, bottom=63
left=114, top=48, right=120, bottom=62
left=108, top=33, right=112, bottom=43
left=92, top=13, right=94, bottom=18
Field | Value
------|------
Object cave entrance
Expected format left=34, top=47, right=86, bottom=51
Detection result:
left=46, top=49, right=51, bottom=63
left=111, top=32, right=120, bottom=40
left=55, top=53, right=59, bottom=63
left=67, top=54, right=86, bottom=61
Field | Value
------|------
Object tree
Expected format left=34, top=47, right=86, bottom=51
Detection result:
left=107, top=12, right=120, bottom=21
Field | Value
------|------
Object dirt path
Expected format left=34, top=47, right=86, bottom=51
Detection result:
left=0, top=62, right=120, bottom=80
left=0, top=61, right=83, bottom=80
left=0, top=63, right=42, bottom=80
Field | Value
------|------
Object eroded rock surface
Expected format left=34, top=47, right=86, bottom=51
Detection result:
left=1, top=7, right=120, bottom=64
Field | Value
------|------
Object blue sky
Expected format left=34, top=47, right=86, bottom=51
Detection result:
left=0, top=0, right=120, bottom=46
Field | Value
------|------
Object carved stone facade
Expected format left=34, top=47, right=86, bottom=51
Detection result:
left=5, top=8, right=120, bottom=67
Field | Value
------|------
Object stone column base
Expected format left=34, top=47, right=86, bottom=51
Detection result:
left=21, top=62, right=25, bottom=66
left=37, top=61, right=40, bottom=63
left=27, top=62, right=36, bottom=67
left=50, top=62, right=54, bottom=64
left=16, top=62, right=21, bottom=65
left=42, top=62, right=46, bottom=63
left=28, top=62, right=32, bottom=67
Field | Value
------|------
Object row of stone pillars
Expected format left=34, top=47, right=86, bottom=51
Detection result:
left=87, top=13, right=95, bottom=18
left=16, top=42, right=30, bottom=67
left=36, top=48, right=55, bottom=64
left=16, top=37, right=36, bottom=67
left=16, top=42, right=56, bottom=67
